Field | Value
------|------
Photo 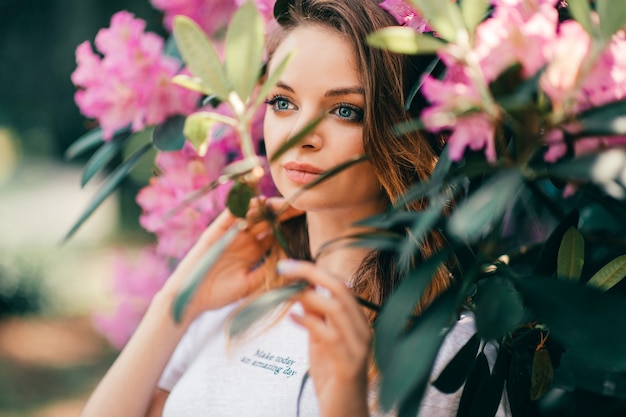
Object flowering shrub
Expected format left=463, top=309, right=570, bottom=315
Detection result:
left=68, top=1, right=626, bottom=416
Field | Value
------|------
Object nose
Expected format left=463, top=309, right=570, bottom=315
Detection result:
left=292, top=111, right=324, bottom=150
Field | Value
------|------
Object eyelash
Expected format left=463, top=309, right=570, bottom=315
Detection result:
left=264, top=95, right=364, bottom=123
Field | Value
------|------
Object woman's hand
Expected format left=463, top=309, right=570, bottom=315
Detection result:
left=277, top=260, right=372, bottom=417
left=161, top=197, right=302, bottom=326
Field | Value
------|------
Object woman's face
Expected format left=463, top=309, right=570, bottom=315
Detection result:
left=264, top=24, right=385, bottom=215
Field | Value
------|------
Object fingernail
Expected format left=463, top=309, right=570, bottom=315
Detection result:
left=277, top=259, right=300, bottom=275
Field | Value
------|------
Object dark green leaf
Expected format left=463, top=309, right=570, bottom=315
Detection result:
left=457, top=352, right=490, bottom=417
left=379, top=288, right=459, bottom=411
left=354, top=210, right=417, bottom=229
left=153, top=115, right=186, bottom=151
left=398, top=200, right=444, bottom=271
left=494, top=66, right=545, bottom=112
left=506, top=350, right=533, bottom=417
left=64, top=128, right=104, bottom=160
left=467, top=347, right=508, bottom=417
left=366, top=28, right=446, bottom=54
left=270, top=114, right=324, bottom=162
left=404, top=57, right=440, bottom=111
left=548, top=148, right=626, bottom=185
left=228, top=281, right=309, bottom=337
left=80, top=132, right=129, bottom=187
left=63, top=143, right=151, bottom=242
left=573, top=98, right=626, bottom=137
left=296, top=370, right=310, bottom=417
left=392, top=118, right=425, bottom=136
left=530, top=348, right=553, bottom=401
left=587, top=254, right=626, bottom=291
left=557, top=227, right=585, bottom=281
left=227, top=182, right=255, bottom=218
left=513, top=275, right=626, bottom=371
left=314, top=230, right=403, bottom=260
left=375, top=250, right=450, bottom=371
left=173, top=221, right=245, bottom=323
left=432, top=333, right=481, bottom=394
left=447, top=169, right=524, bottom=242
left=225, top=1, right=264, bottom=102
left=533, top=210, right=579, bottom=276
left=474, top=276, right=525, bottom=341
left=567, top=0, right=595, bottom=37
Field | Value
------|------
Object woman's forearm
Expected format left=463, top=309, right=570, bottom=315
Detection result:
left=80, top=290, right=186, bottom=417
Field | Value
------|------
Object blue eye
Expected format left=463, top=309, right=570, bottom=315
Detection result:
left=333, top=104, right=364, bottom=122
left=265, top=95, right=295, bottom=112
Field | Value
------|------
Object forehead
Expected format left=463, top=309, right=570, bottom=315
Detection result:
left=268, top=24, right=362, bottom=86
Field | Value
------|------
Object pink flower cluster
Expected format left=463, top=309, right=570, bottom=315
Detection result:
left=418, top=0, right=626, bottom=162
left=93, top=247, right=171, bottom=349
left=137, top=104, right=276, bottom=260
left=71, top=11, right=199, bottom=140
left=379, top=0, right=431, bottom=33
left=150, top=0, right=239, bottom=35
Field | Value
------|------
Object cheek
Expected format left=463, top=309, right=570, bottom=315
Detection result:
left=263, top=113, right=289, bottom=159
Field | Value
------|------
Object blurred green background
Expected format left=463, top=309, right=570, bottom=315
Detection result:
left=0, top=1, right=163, bottom=415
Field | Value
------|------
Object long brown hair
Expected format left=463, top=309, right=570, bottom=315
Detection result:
left=266, top=0, right=451, bottom=318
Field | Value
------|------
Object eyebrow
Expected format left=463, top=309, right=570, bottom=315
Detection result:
left=275, top=82, right=364, bottom=97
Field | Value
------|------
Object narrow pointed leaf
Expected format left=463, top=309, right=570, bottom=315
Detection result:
left=65, top=128, right=104, bottom=160
left=466, top=347, right=508, bottom=417
left=447, top=169, right=524, bottom=242
left=225, top=1, right=265, bottom=102
left=530, top=348, right=553, bottom=401
left=573, top=98, right=626, bottom=137
left=171, top=74, right=213, bottom=95
left=223, top=157, right=262, bottom=177
left=567, top=0, right=595, bottom=37
left=173, top=15, right=230, bottom=100
left=254, top=51, right=296, bottom=108
left=557, top=227, right=585, bottom=281
left=404, top=57, right=440, bottom=111
left=80, top=132, right=129, bottom=187
left=432, top=332, right=481, bottom=393
left=153, top=115, right=186, bottom=151
left=457, top=352, right=490, bottom=417
left=315, top=230, right=403, bottom=259
left=378, top=288, right=458, bottom=411
left=299, top=155, right=369, bottom=192
left=533, top=210, right=579, bottom=276
left=587, top=254, right=626, bottom=291
left=597, top=0, right=626, bottom=41
left=227, top=182, right=255, bottom=218
left=513, top=275, right=626, bottom=370
left=460, top=0, right=490, bottom=35
left=64, top=143, right=151, bottom=242
left=398, top=200, right=444, bottom=270
left=474, top=276, right=525, bottom=340
left=366, top=28, right=446, bottom=54
left=549, top=148, right=626, bottom=186
left=270, top=114, right=324, bottom=162
left=296, top=370, right=310, bottom=417
left=173, top=221, right=246, bottom=323
left=410, top=0, right=467, bottom=43
left=228, top=281, right=309, bottom=337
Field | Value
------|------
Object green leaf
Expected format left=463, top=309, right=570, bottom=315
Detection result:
left=513, top=275, right=626, bottom=371
left=173, top=15, right=230, bottom=101
left=410, top=0, right=467, bottom=43
left=597, top=0, right=626, bottom=41
left=432, top=333, right=481, bottom=394
left=567, top=0, right=595, bottom=38
left=457, top=352, right=491, bottom=417
left=404, top=57, right=440, bottom=111
left=587, top=254, right=626, bottom=291
left=447, top=169, right=524, bottom=242
left=397, top=200, right=444, bottom=271
left=163, top=34, right=182, bottom=61
left=223, top=157, right=262, bottom=177
left=573, top=98, right=626, bottom=137
left=228, top=281, right=309, bottom=337
left=533, top=210, right=580, bottom=277
left=254, top=51, right=296, bottom=109
left=557, top=227, right=585, bottom=281
left=549, top=148, right=626, bottom=186
left=227, top=182, right=255, bottom=218
left=530, top=348, right=553, bottom=401
left=225, top=1, right=265, bottom=102
left=474, top=276, right=525, bottom=340
left=171, top=74, right=213, bottom=95
left=378, top=288, right=458, bottom=412
left=153, top=115, right=186, bottom=151
left=366, top=28, right=446, bottom=54
left=269, top=114, right=324, bottom=162
left=460, top=0, right=490, bottom=35
left=465, top=347, right=508, bottom=417
left=375, top=251, right=450, bottom=371
left=80, top=132, right=129, bottom=187
left=173, top=221, right=246, bottom=322
left=63, top=143, right=152, bottom=242
left=64, top=128, right=104, bottom=160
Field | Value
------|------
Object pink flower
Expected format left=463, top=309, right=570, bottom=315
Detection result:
left=150, top=0, right=239, bottom=35
left=71, top=11, right=199, bottom=140
left=234, top=0, right=276, bottom=26
left=93, top=247, right=171, bottom=349
left=379, top=0, right=431, bottom=32
left=137, top=104, right=276, bottom=259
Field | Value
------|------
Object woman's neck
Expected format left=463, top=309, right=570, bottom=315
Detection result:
left=305, top=204, right=385, bottom=283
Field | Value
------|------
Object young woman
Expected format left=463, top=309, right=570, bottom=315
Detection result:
left=80, top=1, right=508, bottom=416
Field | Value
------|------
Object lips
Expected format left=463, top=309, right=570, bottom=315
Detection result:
left=283, top=161, right=324, bottom=185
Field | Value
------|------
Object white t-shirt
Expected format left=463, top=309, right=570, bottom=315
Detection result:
left=159, top=302, right=510, bottom=417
